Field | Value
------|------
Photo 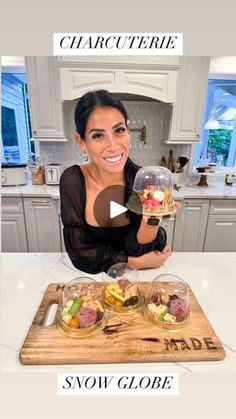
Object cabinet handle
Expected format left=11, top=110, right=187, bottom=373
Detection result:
left=31, top=200, right=50, bottom=204
left=196, top=133, right=200, bottom=138
left=185, top=201, right=203, bottom=205
left=216, top=222, right=234, bottom=226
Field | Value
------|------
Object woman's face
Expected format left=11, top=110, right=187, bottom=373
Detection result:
left=76, top=106, right=130, bottom=173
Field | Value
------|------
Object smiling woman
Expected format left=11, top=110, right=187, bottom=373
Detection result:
left=60, top=90, right=172, bottom=274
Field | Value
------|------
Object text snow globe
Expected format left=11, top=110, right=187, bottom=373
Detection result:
left=103, top=263, right=142, bottom=314
left=127, top=166, right=176, bottom=216
left=145, top=273, right=190, bottom=330
left=57, top=277, right=104, bottom=337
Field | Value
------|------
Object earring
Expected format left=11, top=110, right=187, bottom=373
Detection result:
left=83, top=153, right=89, bottom=162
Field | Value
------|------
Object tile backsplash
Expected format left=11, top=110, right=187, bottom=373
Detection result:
left=39, top=100, right=191, bottom=171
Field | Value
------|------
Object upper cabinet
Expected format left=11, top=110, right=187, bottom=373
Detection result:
left=25, top=56, right=210, bottom=144
left=166, top=57, right=210, bottom=144
left=25, top=57, right=67, bottom=141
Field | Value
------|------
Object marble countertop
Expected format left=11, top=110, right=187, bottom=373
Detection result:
left=1, top=252, right=236, bottom=373
left=2, top=181, right=236, bottom=200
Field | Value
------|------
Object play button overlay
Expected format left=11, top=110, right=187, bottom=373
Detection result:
left=110, top=200, right=127, bottom=219
left=93, top=185, right=129, bottom=227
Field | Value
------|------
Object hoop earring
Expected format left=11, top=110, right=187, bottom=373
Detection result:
left=83, top=153, right=89, bottom=162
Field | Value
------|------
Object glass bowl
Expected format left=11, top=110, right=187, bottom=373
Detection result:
left=103, top=263, right=142, bottom=314
left=145, top=273, right=190, bottom=330
left=127, top=166, right=176, bottom=216
left=57, top=277, right=104, bottom=338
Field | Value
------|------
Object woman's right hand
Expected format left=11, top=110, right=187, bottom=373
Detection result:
left=128, top=245, right=172, bottom=269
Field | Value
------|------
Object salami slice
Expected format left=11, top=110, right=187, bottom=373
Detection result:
left=117, top=278, right=130, bottom=291
left=79, top=307, right=98, bottom=328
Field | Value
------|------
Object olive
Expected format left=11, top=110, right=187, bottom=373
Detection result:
left=97, top=311, right=104, bottom=321
left=170, top=294, right=179, bottom=300
left=123, top=296, right=139, bottom=307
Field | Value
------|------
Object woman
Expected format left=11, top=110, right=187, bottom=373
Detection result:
left=60, top=90, right=172, bottom=274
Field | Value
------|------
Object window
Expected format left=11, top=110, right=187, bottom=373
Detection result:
left=194, top=79, right=236, bottom=168
left=1, top=72, right=34, bottom=164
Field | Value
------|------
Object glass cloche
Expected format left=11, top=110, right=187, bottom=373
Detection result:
left=127, top=166, right=176, bottom=216
left=57, top=277, right=104, bottom=337
left=145, top=273, right=190, bottom=330
left=103, top=263, right=142, bottom=314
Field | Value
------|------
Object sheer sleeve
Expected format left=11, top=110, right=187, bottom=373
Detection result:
left=123, top=215, right=167, bottom=257
left=60, top=166, right=128, bottom=274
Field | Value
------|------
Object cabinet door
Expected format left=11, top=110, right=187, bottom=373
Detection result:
left=1, top=213, right=28, bottom=252
left=204, top=215, right=236, bottom=251
left=25, top=57, right=67, bottom=141
left=167, top=57, right=210, bottom=143
left=173, top=200, right=210, bottom=251
left=23, top=198, right=61, bottom=252
left=161, top=215, right=176, bottom=247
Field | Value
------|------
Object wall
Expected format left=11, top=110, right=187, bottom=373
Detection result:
left=39, top=100, right=191, bottom=172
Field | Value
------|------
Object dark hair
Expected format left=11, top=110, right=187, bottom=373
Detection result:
left=74, top=90, right=129, bottom=139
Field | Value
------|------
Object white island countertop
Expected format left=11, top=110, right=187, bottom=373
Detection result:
left=1, top=252, right=236, bottom=373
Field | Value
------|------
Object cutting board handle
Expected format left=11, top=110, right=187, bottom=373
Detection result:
left=33, top=284, right=63, bottom=326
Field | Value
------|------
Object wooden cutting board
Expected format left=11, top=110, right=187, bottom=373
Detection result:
left=19, top=282, right=225, bottom=365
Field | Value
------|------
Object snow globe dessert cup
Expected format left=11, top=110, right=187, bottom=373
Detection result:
left=127, top=166, right=176, bottom=216
left=103, top=263, right=142, bottom=314
left=144, top=273, right=190, bottom=330
left=57, top=277, right=105, bottom=338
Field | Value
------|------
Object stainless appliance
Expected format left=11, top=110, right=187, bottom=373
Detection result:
left=45, top=163, right=64, bottom=185
left=1, top=163, right=28, bottom=186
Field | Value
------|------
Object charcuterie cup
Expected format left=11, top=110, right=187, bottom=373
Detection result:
left=103, top=263, right=142, bottom=314
left=145, top=273, right=190, bottom=330
left=127, top=166, right=176, bottom=216
left=57, top=277, right=104, bottom=338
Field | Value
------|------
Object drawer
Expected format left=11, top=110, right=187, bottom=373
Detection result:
left=209, top=199, right=236, bottom=215
left=1, top=196, right=24, bottom=213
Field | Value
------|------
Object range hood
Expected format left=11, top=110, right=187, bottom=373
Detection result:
left=59, top=63, right=179, bottom=103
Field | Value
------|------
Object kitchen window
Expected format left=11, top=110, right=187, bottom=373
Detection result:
left=1, top=72, right=34, bottom=164
left=194, top=79, right=236, bottom=168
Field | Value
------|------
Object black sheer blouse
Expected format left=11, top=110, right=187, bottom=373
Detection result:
left=60, top=158, right=167, bottom=274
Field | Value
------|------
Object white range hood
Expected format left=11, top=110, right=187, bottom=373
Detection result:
left=59, top=59, right=180, bottom=103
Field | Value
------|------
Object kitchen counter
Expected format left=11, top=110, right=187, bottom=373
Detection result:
left=1, top=252, right=236, bottom=372
left=2, top=182, right=236, bottom=200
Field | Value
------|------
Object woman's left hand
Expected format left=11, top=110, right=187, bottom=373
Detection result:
left=161, top=244, right=172, bottom=254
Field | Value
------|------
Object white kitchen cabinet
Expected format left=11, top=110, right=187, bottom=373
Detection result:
left=161, top=214, right=176, bottom=247
left=1, top=197, right=28, bottom=252
left=23, top=197, right=61, bottom=252
left=204, top=200, right=236, bottom=251
left=59, top=63, right=179, bottom=103
left=25, top=57, right=67, bottom=141
left=173, top=199, right=210, bottom=251
left=166, top=57, right=210, bottom=144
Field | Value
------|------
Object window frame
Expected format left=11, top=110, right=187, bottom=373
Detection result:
left=1, top=65, right=33, bottom=163
left=192, top=76, right=236, bottom=171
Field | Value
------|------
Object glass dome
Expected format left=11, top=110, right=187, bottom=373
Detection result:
left=145, top=273, right=190, bottom=330
left=127, top=166, right=175, bottom=216
left=57, top=277, right=104, bottom=337
left=103, top=263, right=142, bottom=314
